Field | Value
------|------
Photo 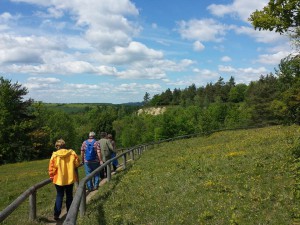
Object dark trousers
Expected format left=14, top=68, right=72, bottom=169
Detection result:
left=54, top=184, right=74, bottom=217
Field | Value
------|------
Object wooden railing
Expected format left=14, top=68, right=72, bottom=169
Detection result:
left=0, top=178, right=51, bottom=222
left=63, top=145, right=147, bottom=225
left=0, top=144, right=147, bottom=223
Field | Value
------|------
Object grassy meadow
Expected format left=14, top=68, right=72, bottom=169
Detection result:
left=78, top=125, right=300, bottom=225
left=0, top=159, right=86, bottom=224
left=0, top=125, right=300, bottom=224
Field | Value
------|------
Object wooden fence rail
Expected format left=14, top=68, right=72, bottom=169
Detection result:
left=0, top=179, right=51, bottom=222
left=0, top=144, right=147, bottom=223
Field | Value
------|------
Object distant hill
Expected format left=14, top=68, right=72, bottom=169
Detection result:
left=121, top=102, right=143, bottom=106
left=38, top=102, right=142, bottom=114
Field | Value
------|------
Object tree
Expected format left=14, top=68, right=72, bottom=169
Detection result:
left=228, top=83, right=248, bottom=103
left=172, top=88, right=181, bottom=105
left=249, top=0, right=300, bottom=51
left=249, top=0, right=300, bottom=34
left=143, top=92, right=150, bottom=106
left=275, top=55, right=300, bottom=124
left=160, top=88, right=173, bottom=105
left=245, top=74, right=280, bottom=125
left=0, top=77, right=34, bottom=163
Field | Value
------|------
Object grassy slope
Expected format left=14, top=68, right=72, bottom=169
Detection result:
left=0, top=125, right=299, bottom=224
left=78, top=125, right=300, bottom=225
left=0, top=160, right=86, bottom=225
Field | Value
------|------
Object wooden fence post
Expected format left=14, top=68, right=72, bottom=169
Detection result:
left=29, top=192, right=36, bottom=220
left=130, top=149, right=135, bottom=161
left=122, top=154, right=126, bottom=170
left=107, top=164, right=111, bottom=181
left=79, top=186, right=86, bottom=217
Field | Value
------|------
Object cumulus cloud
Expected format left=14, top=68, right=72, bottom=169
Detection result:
left=177, top=19, right=228, bottom=42
left=111, top=41, right=164, bottom=64
left=4, top=61, right=118, bottom=75
left=207, top=0, right=269, bottom=22
left=0, top=34, right=67, bottom=65
left=257, top=51, right=291, bottom=65
left=12, top=0, right=140, bottom=52
left=218, top=65, right=268, bottom=83
left=23, top=77, right=60, bottom=90
left=234, top=26, right=285, bottom=43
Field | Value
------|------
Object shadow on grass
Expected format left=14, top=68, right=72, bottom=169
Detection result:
left=81, top=163, right=134, bottom=225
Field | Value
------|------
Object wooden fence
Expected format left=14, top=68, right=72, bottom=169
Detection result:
left=0, top=144, right=148, bottom=223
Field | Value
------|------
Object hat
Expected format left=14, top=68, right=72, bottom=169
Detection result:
left=55, top=139, right=65, bottom=149
left=100, top=132, right=107, bottom=138
left=89, top=131, right=95, bottom=137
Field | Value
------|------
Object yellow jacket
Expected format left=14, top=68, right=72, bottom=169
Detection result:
left=48, top=149, right=80, bottom=186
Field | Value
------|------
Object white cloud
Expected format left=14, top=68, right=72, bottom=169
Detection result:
left=177, top=19, right=228, bottom=42
left=24, top=77, right=60, bottom=90
left=4, top=61, right=118, bottom=75
left=193, top=41, right=205, bottom=52
left=0, top=48, right=43, bottom=64
left=35, top=7, right=64, bottom=18
left=12, top=0, right=140, bottom=52
left=257, top=51, right=291, bottom=65
left=0, top=12, right=14, bottom=22
left=234, top=26, right=284, bottom=43
left=113, top=41, right=163, bottom=63
left=218, top=65, right=236, bottom=72
left=207, top=0, right=269, bottom=22
left=218, top=65, right=268, bottom=83
left=0, top=34, right=65, bottom=65
left=117, top=68, right=166, bottom=79
left=221, top=56, right=232, bottom=62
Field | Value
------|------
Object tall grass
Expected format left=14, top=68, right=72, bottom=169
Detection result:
left=78, top=125, right=300, bottom=224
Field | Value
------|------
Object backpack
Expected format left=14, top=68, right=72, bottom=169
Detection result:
left=85, top=139, right=96, bottom=161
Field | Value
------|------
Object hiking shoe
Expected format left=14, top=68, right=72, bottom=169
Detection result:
left=54, top=215, right=59, bottom=221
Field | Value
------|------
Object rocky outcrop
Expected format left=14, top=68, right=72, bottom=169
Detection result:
left=137, top=107, right=167, bottom=116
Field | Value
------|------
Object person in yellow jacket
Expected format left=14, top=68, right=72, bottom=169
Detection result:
left=48, top=139, right=80, bottom=221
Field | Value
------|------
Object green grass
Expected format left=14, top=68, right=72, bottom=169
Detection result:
left=1, top=125, right=300, bottom=224
left=0, top=159, right=86, bottom=224
left=78, top=125, right=300, bottom=225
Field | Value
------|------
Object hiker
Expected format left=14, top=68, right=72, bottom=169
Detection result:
left=98, top=132, right=114, bottom=177
left=48, top=139, right=80, bottom=221
left=81, top=131, right=102, bottom=191
left=108, top=133, right=118, bottom=172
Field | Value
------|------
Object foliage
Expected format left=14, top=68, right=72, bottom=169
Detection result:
left=245, top=74, right=280, bottom=125
left=249, top=0, right=300, bottom=34
left=0, top=77, right=35, bottom=164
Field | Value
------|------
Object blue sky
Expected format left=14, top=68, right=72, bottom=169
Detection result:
left=0, top=0, right=293, bottom=104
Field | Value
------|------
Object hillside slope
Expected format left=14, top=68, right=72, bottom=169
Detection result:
left=78, top=125, right=300, bottom=225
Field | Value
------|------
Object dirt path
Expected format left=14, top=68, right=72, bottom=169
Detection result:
left=45, top=176, right=110, bottom=224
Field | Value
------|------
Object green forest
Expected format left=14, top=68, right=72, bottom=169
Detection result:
left=0, top=0, right=299, bottom=164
